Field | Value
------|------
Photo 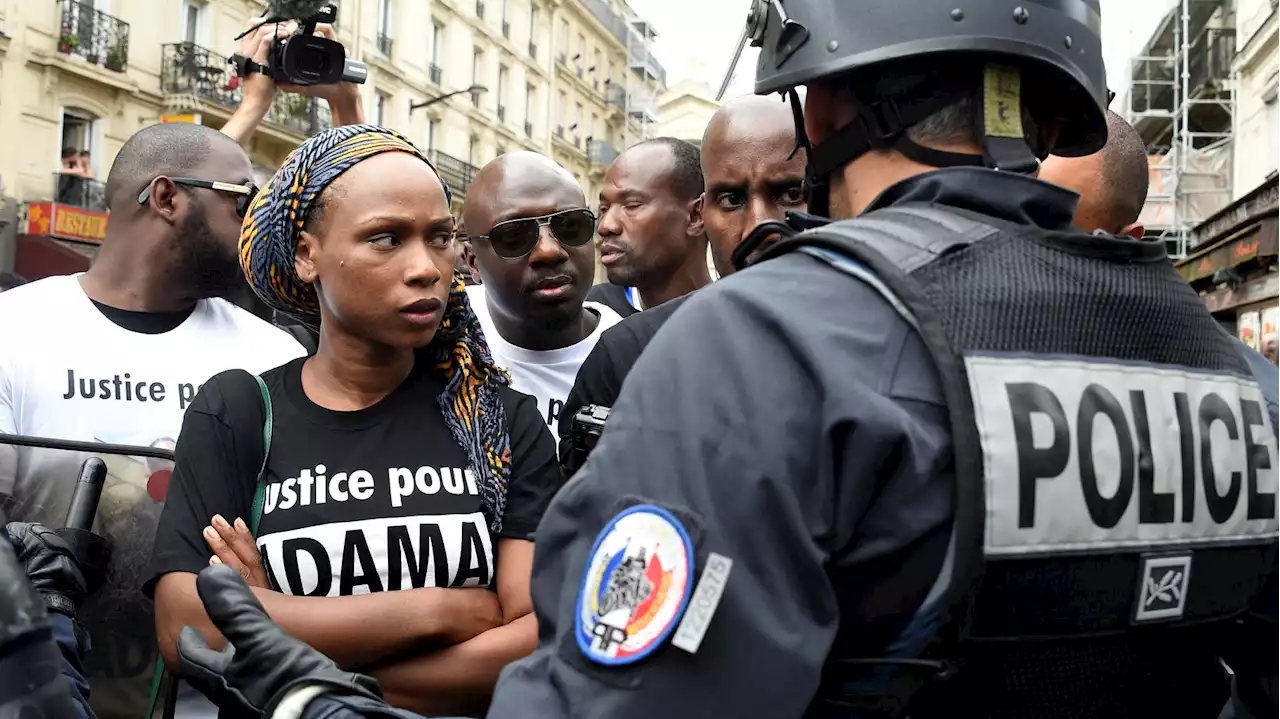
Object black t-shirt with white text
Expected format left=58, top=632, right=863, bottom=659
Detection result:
left=147, top=356, right=560, bottom=598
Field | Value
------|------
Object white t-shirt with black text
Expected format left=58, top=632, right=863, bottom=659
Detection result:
left=0, top=274, right=304, bottom=718
left=466, top=284, right=622, bottom=437
left=0, top=274, right=305, bottom=522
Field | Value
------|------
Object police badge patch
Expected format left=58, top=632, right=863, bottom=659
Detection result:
left=576, top=505, right=694, bottom=665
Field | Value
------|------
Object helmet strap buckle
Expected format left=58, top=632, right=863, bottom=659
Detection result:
left=857, top=98, right=907, bottom=147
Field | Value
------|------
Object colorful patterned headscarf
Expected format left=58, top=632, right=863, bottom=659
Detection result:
left=239, top=124, right=513, bottom=534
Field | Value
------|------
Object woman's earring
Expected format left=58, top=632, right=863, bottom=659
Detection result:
left=340, top=260, right=345, bottom=267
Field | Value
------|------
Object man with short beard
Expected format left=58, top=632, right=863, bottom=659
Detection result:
left=0, top=121, right=304, bottom=717
left=558, top=96, right=806, bottom=471
left=590, top=137, right=711, bottom=317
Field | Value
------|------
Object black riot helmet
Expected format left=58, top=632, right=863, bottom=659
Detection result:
left=730, top=0, right=1109, bottom=217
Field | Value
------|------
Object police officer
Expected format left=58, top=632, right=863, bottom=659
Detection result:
left=486, top=0, right=1278, bottom=715
left=173, top=0, right=1279, bottom=717
left=0, top=517, right=95, bottom=718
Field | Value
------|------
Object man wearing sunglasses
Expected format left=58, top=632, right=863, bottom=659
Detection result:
left=463, top=151, right=623, bottom=437
left=0, top=121, right=305, bottom=718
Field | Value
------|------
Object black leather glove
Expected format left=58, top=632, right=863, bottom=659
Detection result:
left=0, top=533, right=83, bottom=717
left=5, top=522, right=88, bottom=618
left=178, top=564, right=386, bottom=717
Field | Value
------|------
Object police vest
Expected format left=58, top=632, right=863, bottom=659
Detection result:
left=764, top=204, right=1279, bottom=719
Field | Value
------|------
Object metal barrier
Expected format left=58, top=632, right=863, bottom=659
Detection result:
left=0, top=433, right=177, bottom=719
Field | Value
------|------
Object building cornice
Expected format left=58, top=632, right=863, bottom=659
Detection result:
left=1234, top=8, right=1278, bottom=75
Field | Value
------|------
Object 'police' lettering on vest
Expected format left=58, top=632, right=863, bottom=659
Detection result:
left=966, top=354, right=1279, bottom=556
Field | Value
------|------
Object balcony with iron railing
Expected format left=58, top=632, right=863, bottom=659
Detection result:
left=588, top=139, right=619, bottom=167
left=161, top=43, right=331, bottom=138
left=584, top=0, right=629, bottom=44
left=52, top=173, right=106, bottom=211
left=377, top=33, right=393, bottom=57
left=428, top=150, right=479, bottom=198
left=266, top=92, right=333, bottom=138
left=628, top=52, right=666, bottom=85
left=429, top=63, right=443, bottom=85
left=57, top=0, right=130, bottom=73
left=605, top=84, right=627, bottom=111
left=627, top=92, right=658, bottom=124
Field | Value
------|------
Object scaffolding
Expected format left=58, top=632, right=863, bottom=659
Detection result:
left=1128, top=0, right=1236, bottom=259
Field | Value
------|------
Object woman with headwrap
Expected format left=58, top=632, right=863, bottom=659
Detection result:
left=146, top=125, right=562, bottom=717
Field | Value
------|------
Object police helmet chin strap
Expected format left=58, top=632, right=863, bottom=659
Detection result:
left=725, top=90, right=833, bottom=272
left=731, top=209, right=831, bottom=272
left=801, top=64, right=1041, bottom=219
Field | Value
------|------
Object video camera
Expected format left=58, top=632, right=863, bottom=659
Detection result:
left=561, top=404, right=611, bottom=477
left=235, top=3, right=368, bottom=87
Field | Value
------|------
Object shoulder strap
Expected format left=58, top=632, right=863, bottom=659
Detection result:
left=248, top=374, right=273, bottom=536
left=145, top=371, right=273, bottom=719
left=763, top=203, right=1000, bottom=274
left=284, top=323, right=319, bottom=355
left=766, top=202, right=1000, bottom=715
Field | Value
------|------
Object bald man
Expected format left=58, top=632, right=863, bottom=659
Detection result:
left=702, top=94, right=808, bottom=275
left=558, top=96, right=807, bottom=473
left=1039, top=110, right=1149, bottom=238
left=0, top=122, right=304, bottom=718
left=1040, top=110, right=1279, bottom=439
left=463, top=151, right=622, bottom=436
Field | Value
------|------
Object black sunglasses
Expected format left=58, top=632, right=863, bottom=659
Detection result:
left=471, top=208, right=596, bottom=260
left=137, top=177, right=259, bottom=218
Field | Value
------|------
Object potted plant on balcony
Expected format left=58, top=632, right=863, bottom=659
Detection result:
left=58, top=33, right=79, bottom=54
left=288, top=94, right=312, bottom=119
left=105, top=44, right=126, bottom=72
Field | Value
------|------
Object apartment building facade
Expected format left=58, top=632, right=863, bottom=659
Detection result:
left=0, top=0, right=665, bottom=275
left=1178, top=0, right=1278, bottom=349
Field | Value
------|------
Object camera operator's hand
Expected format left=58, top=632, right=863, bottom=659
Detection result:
left=241, top=18, right=299, bottom=104
left=276, top=23, right=366, bottom=126
left=5, top=522, right=87, bottom=618
left=221, top=17, right=298, bottom=146
left=178, top=565, right=385, bottom=716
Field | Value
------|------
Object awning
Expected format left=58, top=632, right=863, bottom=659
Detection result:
left=1177, top=215, right=1278, bottom=283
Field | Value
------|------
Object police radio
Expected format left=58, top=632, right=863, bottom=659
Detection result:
left=562, top=404, right=611, bottom=477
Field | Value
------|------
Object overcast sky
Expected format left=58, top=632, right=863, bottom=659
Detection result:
left=626, top=0, right=1177, bottom=104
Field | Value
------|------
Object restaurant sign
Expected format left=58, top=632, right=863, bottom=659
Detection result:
left=1179, top=229, right=1260, bottom=282
left=26, top=202, right=109, bottom=244
left=1191, top=177, right=1278, bottom=248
